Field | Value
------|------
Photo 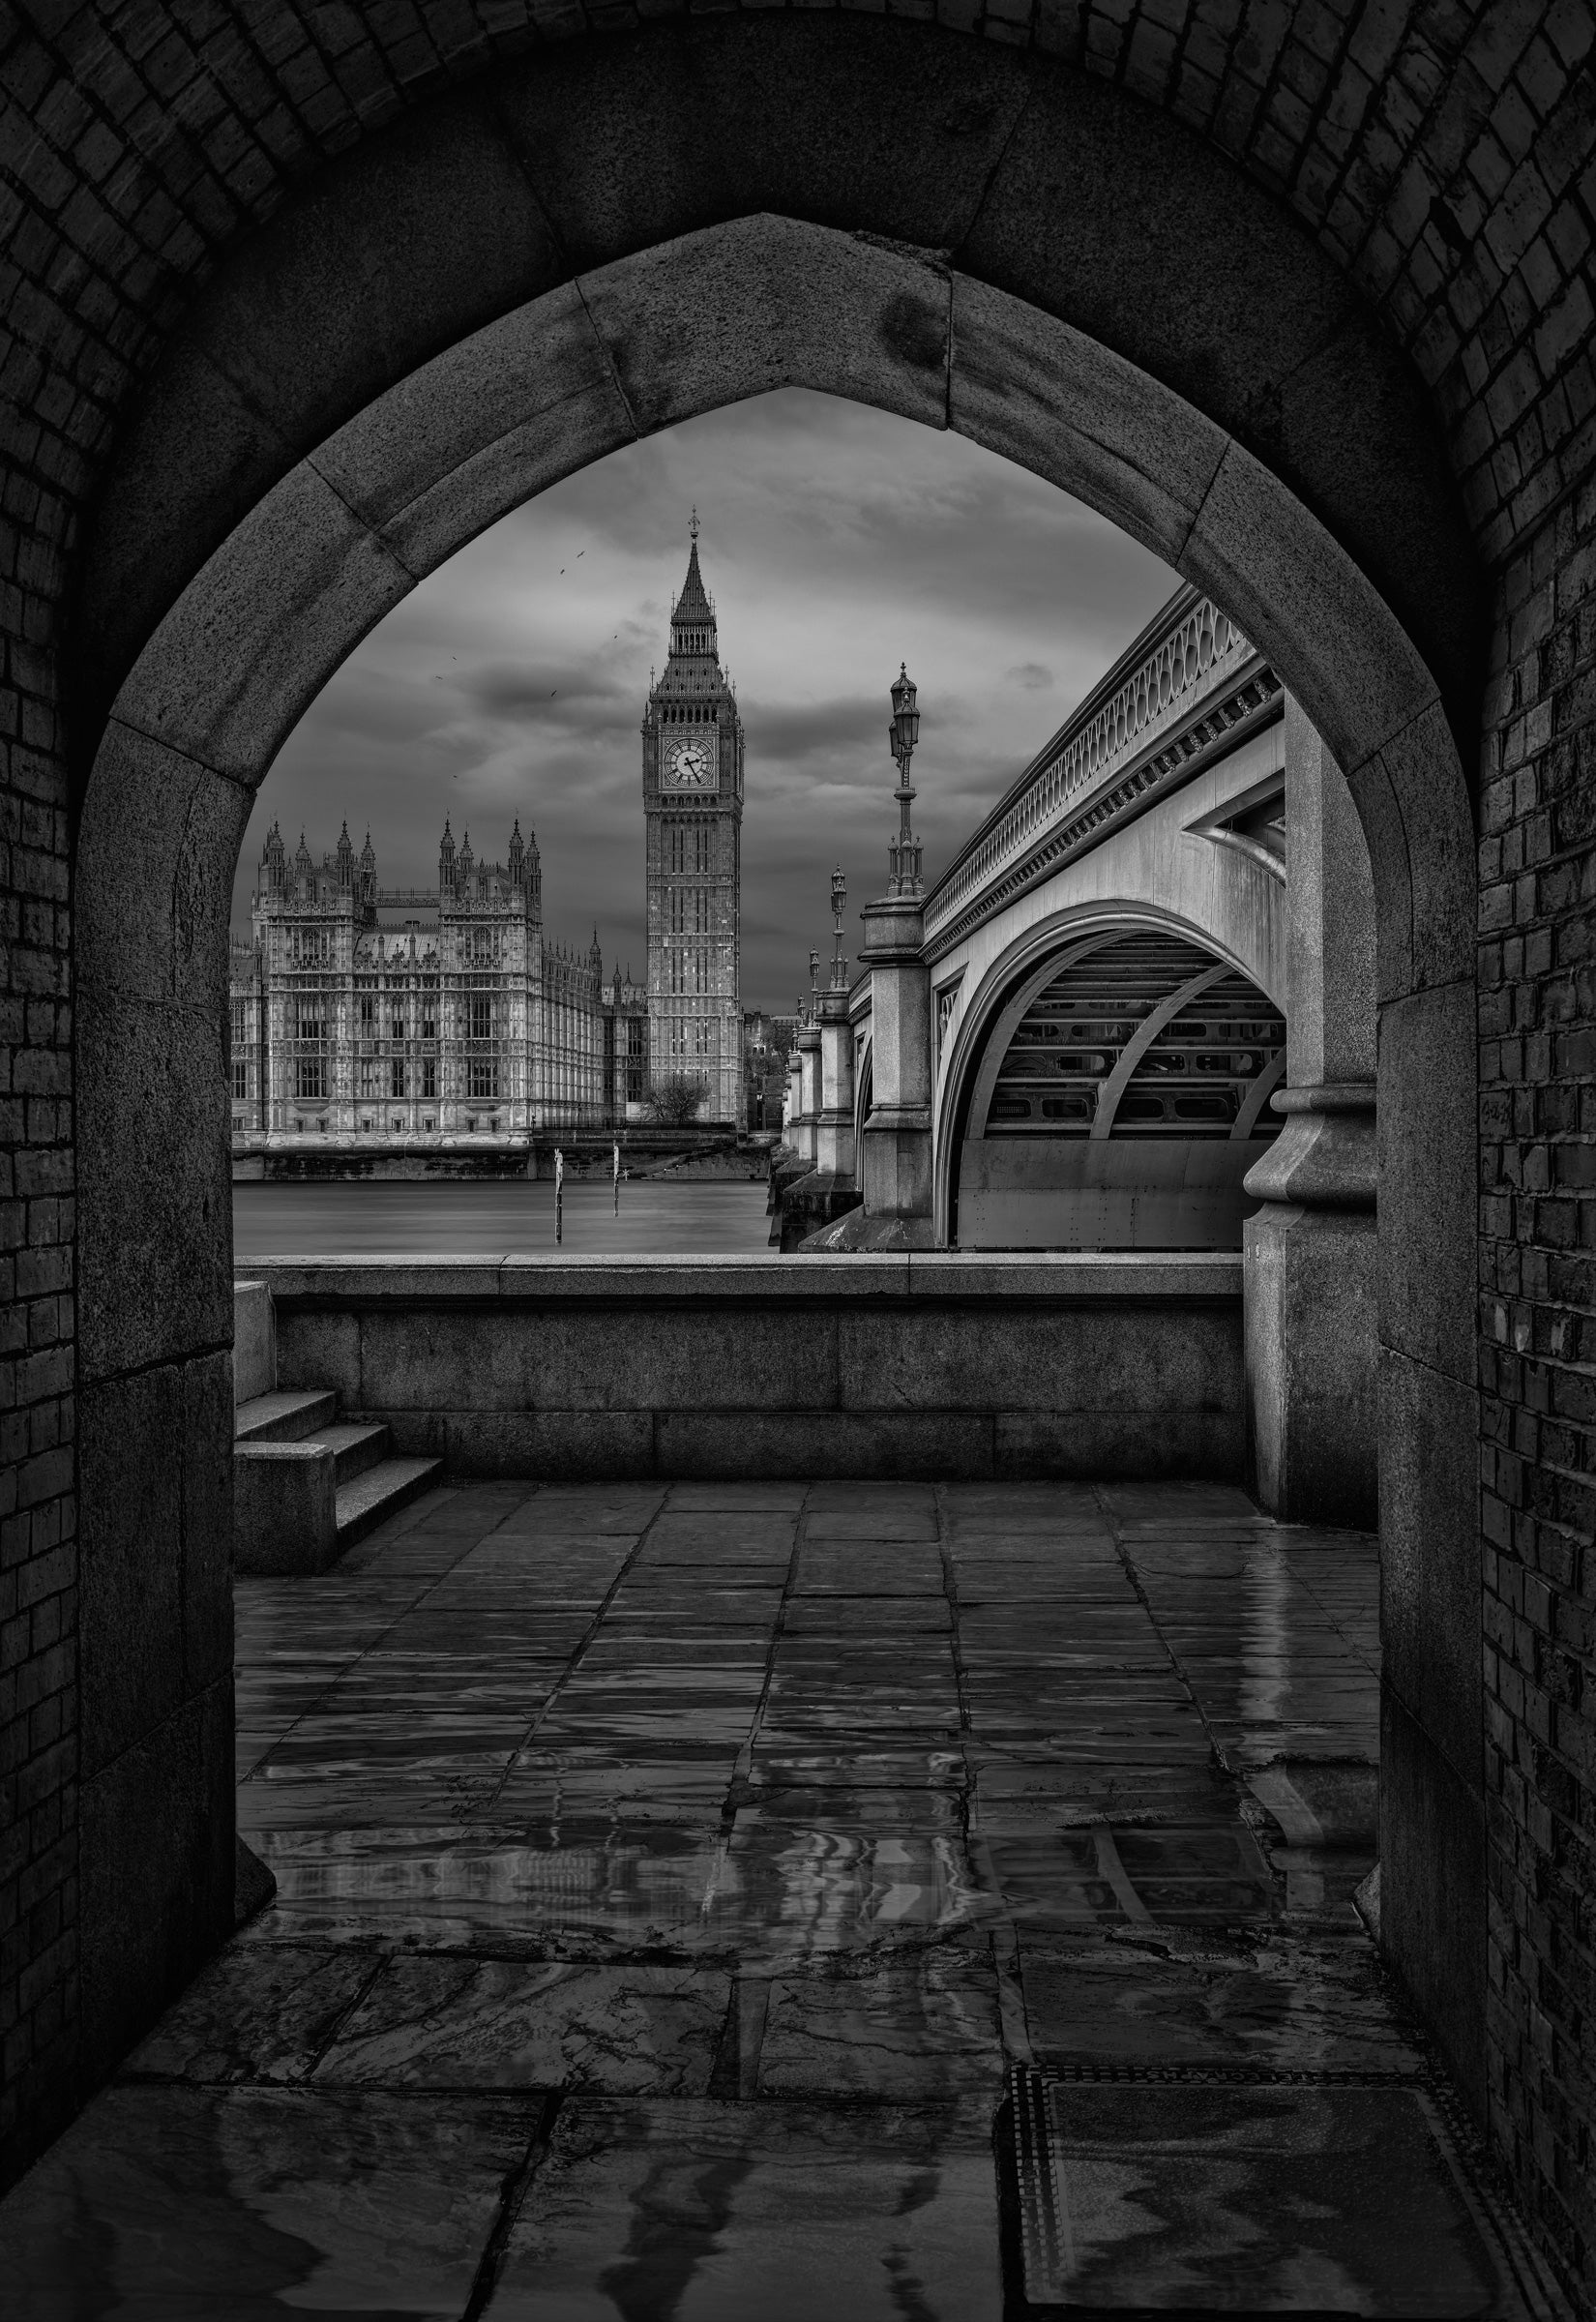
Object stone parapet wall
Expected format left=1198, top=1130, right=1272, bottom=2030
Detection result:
left=252, top=1254, right=1244, bottom=1483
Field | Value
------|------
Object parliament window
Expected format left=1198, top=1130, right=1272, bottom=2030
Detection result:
left=469, top=1057, right=499, bottom=1099
left=423, top=1057, right=437, bottom=1100
left=390, top=1059, right=406, bottom=1099
left=296, top=1057, right=325, bottom=1100
left=232, top=1058, right=247, bottom=1098
left=470, top=994, right=493, bottom=1041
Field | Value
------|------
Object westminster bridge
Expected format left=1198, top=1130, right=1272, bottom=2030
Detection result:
left=778, top=582, right=1376, bottom=1531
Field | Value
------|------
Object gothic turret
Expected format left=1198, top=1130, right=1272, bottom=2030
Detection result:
left=263, top=820, right=285, bottom=897
left=359, top=829, right=376, bottom=914
left=439, top=818, right=456, bottom=897
left=336, top=819, right=353, bottom=890
left=508, top=818, right=524, bottom=886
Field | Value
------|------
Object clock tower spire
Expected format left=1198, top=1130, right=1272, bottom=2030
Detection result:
left=642, top=517, right=745, bottom=1126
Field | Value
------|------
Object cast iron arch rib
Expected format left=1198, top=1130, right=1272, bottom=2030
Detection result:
left=1089, top=964, right=1225, bottom=1141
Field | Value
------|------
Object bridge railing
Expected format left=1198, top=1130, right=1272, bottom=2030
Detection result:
left=923, top=586, right=1268, bottom=950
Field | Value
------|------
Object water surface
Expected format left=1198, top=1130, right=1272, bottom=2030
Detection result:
left=232, top=1178, right=776, bottom=1258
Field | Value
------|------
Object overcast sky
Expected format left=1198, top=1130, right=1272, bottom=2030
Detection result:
left=235, top=388, right=1176, bottom=1013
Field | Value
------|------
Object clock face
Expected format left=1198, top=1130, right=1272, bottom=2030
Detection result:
left=670, top=742, right=709, bottom=787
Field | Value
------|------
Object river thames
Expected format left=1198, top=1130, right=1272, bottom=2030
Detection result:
left=231, top=1178, right=777, bottom=1258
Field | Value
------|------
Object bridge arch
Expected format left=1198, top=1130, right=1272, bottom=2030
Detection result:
left=69, top=27, right=1485, bottom=2132
left=934, top=904, right=1286, bottom=1249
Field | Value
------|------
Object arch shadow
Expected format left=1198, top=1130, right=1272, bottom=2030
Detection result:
left=72, top=145, right=1483, bottom=2121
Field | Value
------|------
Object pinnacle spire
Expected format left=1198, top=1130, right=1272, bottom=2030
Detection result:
left=673, top=513, right=714, bottom=632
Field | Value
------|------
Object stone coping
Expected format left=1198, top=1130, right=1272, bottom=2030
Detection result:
left=249, top=1252, right=1242, bottom=1302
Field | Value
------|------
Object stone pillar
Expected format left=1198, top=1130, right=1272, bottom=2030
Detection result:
left=794, top=1019, right=820, bottom=1167
left=857, top=891, right=934, bottom=1238
left=1243, top=699, right=1377, bottom=1526
left=780, top=989, right=866, bottom=1248
left=814, top=989, right=856, bottom=1178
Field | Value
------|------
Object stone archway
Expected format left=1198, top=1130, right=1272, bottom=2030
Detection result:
left=72, top=117, right=1483, bottom=2131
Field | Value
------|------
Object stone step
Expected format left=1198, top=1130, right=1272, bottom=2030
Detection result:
left=236, top=1387, right=338, bottom=1444
left=316, top=1420, right=391, bottom=1487
left=336, top=1456, right=444, bottom=1547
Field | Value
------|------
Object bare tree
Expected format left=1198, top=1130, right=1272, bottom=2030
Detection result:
left=644, top=1073, right=708, bottom=1127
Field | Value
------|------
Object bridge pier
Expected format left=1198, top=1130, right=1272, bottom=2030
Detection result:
left=795, top=1016, right=820, bottom=1170
left=1244, top=702, right=1378, bottom=1527
left=781, top=981, right=865, bottom=1247
left=852, top=890, right=935, bottom=1243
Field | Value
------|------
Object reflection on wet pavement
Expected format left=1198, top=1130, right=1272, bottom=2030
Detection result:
left=3, top=1481, right=1554, bottom=2317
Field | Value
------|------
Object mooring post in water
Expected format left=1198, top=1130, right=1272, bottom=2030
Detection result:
left=613, top=1139, right=620, bottom=1215
left=555, top=1146, right=564, bottom=1244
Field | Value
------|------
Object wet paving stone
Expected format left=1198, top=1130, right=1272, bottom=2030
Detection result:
left=1017, top=1931, right=1424, bottom=2074
left=759, top=1955, right=1005, bottom=2098
left=489, top=2095, right=1003, bottom=2320
left=122, top=1942, right=383, bottom=2085
left=314, top=1957, right=731, bottom=2094
left=0, top=2083, right=542, bottom=2317
left=9, top=1477, right=1522, bottom=2314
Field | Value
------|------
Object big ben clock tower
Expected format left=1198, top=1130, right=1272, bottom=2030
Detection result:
left=642, top=513, right=745, bottom=1126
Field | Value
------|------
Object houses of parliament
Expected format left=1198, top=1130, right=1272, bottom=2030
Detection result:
left=229, top=521, right=746, bottom=1141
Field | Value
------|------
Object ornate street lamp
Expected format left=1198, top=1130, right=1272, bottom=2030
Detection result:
left=887, top=663, right=923, bottom=896
left=809, top=949, right=821, bottom=1013
left=830, top=865, right=848, bottom=988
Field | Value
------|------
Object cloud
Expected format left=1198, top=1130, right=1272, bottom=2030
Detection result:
left=746, top=695, right=889, bottom=764
left=236, top=387, right=1175, bottom=1007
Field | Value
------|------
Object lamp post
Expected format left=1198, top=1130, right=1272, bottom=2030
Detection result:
left=853, top=660, right=934, bottom=1237
left=830, top=866, right=847, bottom=988
left=887, top=664, right=923, bottom=897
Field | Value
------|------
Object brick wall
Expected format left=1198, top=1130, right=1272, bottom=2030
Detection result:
left=0, top=538, right=76, bottom=2177
left=1479, top=471, right=1596, bottom=2297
